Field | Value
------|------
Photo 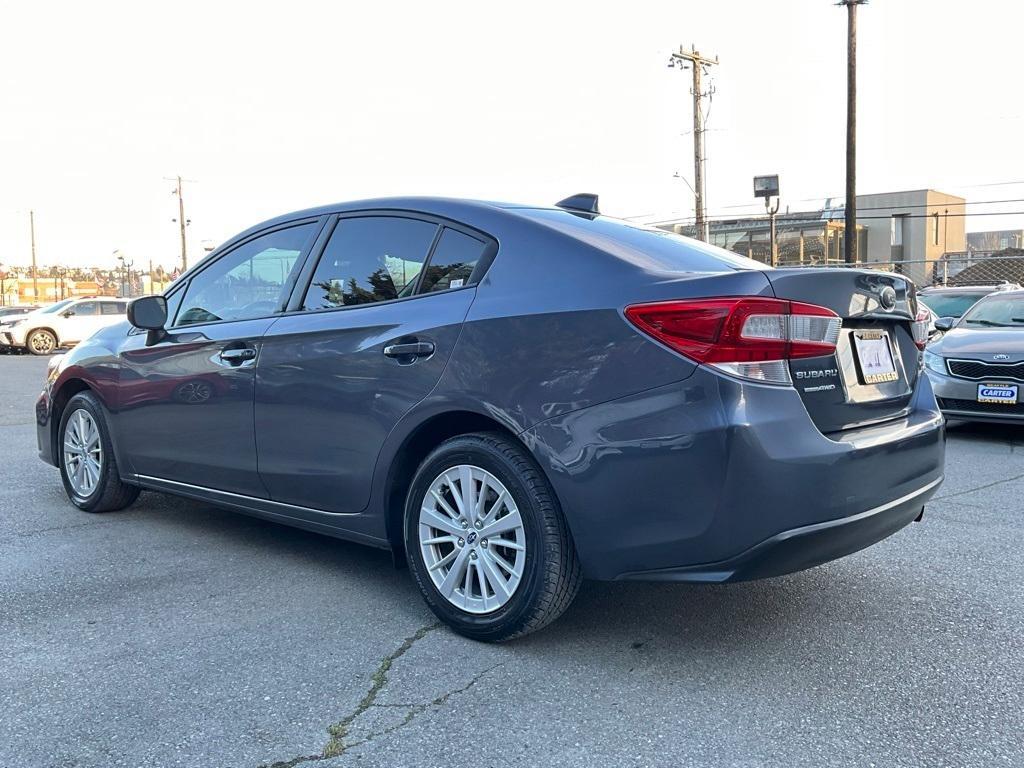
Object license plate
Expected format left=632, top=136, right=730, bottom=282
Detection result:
left=853, top=331, right=899, bottom=384
left=977, top=383, right=1019, bottom=404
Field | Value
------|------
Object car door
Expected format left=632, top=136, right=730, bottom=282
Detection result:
left=115, top=220, right=323, bottom=496
left=99, top=300, right=129, bottom=330
left=255, top=214, right=493, bottom=515
left=59, top=300, right=105, bottom=343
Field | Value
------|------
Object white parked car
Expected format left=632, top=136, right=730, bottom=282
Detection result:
left=0, top=297, right=129, bottom=355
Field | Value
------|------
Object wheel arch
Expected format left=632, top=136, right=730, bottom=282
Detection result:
left=382, top=409, right=546, bottom=564
left=26, top=325, right=59, bottom=347
left=48, top=378, right=95, bottom=464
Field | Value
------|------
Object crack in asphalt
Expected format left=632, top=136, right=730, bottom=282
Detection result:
left=260, top=622, right=504, bottom=768
left=11, top=519, right=122, bottom=540
left=931, top=470, right=1024, bottom=502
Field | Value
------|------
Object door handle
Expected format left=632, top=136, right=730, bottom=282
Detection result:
left=219, top=347, right=257, bottom=364
left=383, top=341, right=435, bottom=359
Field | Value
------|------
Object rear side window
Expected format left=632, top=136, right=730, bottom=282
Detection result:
left=101, top=302, right=125, bottom=315
left=418, top=228, right=487, bottom=293
left=522, top=209, right=767, bottom=273
left=303, top=216, right=438, bottom=309
left=72, top=301, right=99, bottom=316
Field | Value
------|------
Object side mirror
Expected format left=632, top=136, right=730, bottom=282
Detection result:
left=934, top=316, right=955, bottom=332
left=61, top=309, right=74, bottom=318
left=128, top=295, right=168, bottom=345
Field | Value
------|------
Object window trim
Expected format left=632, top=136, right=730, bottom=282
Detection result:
left=166, top=216, right=328, bottom=330
left=285, top=209, right=498, bottom=316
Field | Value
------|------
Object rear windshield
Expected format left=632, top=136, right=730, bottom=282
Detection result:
left=521, top=209, right=768, bottom=273
left=920, top=292, right=987, bottom=318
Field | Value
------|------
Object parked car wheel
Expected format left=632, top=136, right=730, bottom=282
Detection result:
left=404, top=432, right=582, bottom=642
left=27, top=329, right=58, bottom=355
left=58, top=392, right=140, bottom=513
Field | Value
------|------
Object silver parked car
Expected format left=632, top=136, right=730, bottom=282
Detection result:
left=925, top=290, right=1024, bottom=423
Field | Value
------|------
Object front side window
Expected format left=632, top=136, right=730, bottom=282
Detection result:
left=419, top=228, right=487, bottom=293
left=303, top=216, right=438, bottom=309
left=176, top=223, right=316, bottom=326
left=71, top=301, right=99, bottom=316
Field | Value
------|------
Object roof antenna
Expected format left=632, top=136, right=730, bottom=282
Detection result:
left=555, top=193, right=600, bottom=215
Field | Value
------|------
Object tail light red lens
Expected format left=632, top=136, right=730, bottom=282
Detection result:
left=624, top=297, right=842, bottom=385
left=912, top=306, right=930, bottom=350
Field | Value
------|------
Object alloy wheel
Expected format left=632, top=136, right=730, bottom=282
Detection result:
left=63, top=408, right=103, bottom=498
left=30, top=332, right=55, bottom=354
left=418, top=464, right=526, bottom=614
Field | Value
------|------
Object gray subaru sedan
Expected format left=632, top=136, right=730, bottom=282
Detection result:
left=926, top=289, right=1024, bottom=424
left=36, top=195, right=945, bottom=640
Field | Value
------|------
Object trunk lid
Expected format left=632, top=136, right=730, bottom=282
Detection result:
left=763, top=268, right=920, bottom=434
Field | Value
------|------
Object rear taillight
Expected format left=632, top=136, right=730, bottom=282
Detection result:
left=624, top=297, right=842, bottom=385
left=912, top=306, right=930, bottom=350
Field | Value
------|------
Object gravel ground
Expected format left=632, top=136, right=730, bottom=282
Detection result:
left=1, top=354, right=1021, bottom=768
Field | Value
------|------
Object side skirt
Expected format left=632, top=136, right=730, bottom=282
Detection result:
left=128, top=474, right=391, bottom=550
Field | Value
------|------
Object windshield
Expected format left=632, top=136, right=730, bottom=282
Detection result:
left=961, top=295, right=1024, bottom=328
left=521, top=209, right=770, bottom=273
left=39, top=298, right=76, bottom=314
left=920, top=292, right=987, bottom=318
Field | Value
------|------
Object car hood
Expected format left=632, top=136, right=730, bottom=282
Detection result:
left=932, top=327, right=1024, bottom=362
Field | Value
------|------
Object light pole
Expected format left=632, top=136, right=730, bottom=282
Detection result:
left=839, top=0, right=866, bottom=264
left=754, top=175, right=781, bottom=266
left=115, top=250, right=134, bottom=298
left=0, top=263, right=7, bottom=306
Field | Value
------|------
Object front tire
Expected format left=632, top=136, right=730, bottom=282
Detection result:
left=58, top=392, right=140, bottom=513
left=26, top=329, right=58, bottom=355
left=404, top=432, right=581, bottom=642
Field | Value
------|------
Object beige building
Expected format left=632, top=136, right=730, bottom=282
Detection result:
left=856, top=189, right=966, bottom=286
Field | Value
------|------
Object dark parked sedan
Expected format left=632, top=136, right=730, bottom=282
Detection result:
left=36, top=195, right=945, bottom=640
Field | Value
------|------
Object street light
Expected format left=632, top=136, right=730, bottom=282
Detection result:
left=114, top=250, right=134, bottom=298
left=754, top=175, right=781, bottom=266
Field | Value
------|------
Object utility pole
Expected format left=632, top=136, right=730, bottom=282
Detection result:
left=668, top=45, right=718, bottom=242
left=165, top=175, right=195, bottom=273
left=840, top=0, right=866, bottom=264
left=29, top=210, right=38, bottom=301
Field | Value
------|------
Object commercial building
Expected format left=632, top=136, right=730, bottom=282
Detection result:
left=966, top=229, right=1024, bottom=255
left=660, top=188, right=967, bottom=287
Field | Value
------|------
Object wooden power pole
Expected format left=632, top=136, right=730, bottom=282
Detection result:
left=840, top=0, right=866, bottom=264
left=668, top=45, right=718, bottom=243
left=165, top=175, right=195, bottom=273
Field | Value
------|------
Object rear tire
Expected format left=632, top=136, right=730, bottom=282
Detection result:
left=404, top=432, right=581, bottom=642
left=27, top=329, right=58, bottom=355
left=58, top=392, right=140, bottom=513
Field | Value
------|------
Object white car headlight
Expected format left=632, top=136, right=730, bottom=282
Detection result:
left=923, top=350, right=946, bottom=375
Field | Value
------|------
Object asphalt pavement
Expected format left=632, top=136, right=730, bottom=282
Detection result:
left=1, top=354, right=1022, bottom=767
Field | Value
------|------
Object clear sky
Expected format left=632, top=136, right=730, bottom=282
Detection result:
left=1, top=0, right=1022, bottom=270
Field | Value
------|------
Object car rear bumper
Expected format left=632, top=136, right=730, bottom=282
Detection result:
left=927, top=369, right=1024, bottom=423
left=523, top=367, right=946, bottom=581
left=616, top=476, right=939, bottom=582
